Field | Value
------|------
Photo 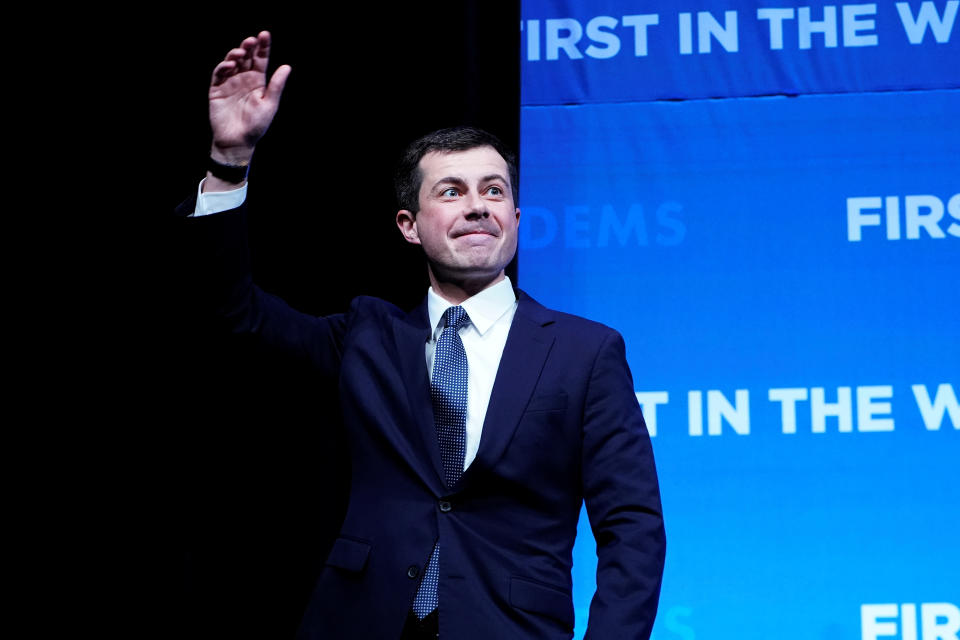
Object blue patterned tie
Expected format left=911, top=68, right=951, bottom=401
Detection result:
left=412, top=305, right=470, bottom=619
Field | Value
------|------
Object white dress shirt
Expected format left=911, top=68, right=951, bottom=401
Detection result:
left=190, top=178, right=247, bottom=217
left=426, top=278, right=517, bottom=471
left=191, top=180, right=519, bottom=471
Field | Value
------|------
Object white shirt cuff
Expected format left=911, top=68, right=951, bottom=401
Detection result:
left=190, top=178, right=248, bottom=217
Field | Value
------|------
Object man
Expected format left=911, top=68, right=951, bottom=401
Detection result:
left=181, top=31, right=665, bottom=640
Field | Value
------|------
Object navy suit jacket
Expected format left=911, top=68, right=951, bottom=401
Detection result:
left=178, top=200, right=665, bottom=639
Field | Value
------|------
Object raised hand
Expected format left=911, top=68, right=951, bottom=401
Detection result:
left=208, top=31, right=291, bottom=166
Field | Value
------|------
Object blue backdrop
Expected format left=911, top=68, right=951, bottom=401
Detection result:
left=519, top=2, right=959, bottom=639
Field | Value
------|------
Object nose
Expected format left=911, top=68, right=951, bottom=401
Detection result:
left=463, top=190, right=489, bottom=219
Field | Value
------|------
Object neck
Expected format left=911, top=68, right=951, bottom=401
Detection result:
left=428, top=269, right=506, bottom=305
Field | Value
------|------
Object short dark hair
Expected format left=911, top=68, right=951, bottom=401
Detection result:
left=394, top=126, right=518, bottom=214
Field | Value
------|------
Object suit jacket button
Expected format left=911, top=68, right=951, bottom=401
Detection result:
left=438, top=500, right=452, bottom=513
left=407, top=565, right=419, bottom=579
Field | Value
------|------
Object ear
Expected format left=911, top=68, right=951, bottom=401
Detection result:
left=396, top=209, right=421, bottom=245
left=515, top=207, right=521, bottom=224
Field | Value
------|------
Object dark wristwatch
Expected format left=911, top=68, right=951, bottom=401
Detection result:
left=207, top=156, right=250, bottom=183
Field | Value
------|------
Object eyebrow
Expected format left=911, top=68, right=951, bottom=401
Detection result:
left=431, top=174, right=510, bottom=190
left=480, top=173, right=509, bottom=186
left=432, top=176, right=467, bottom=190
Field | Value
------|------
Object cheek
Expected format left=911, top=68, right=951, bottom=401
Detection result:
left=416, top=223, right=445, bottom=248
left=501, top=218, right=520, bottom=242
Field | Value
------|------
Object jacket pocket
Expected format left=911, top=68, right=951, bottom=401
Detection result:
left=509, top=576, right=574, bottom=629
left=524, top=392, right=568, bottom=413
left=324, top=537, right=371, bottom=573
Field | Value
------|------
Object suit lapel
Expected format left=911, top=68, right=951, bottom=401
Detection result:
left=391, top=300, right=446, bottom=491
left=465, top=291, right=555, bottom=483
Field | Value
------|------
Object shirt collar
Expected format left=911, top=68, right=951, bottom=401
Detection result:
left=427, top=276, right=517, bottom=338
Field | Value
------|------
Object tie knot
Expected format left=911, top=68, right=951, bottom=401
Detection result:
left=442, top=305, right=470, bottom=331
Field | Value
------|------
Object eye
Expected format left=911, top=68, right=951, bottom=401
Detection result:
left=441, top=187, right=460, bottom=198
left=486, top=186, right=504, bottom=196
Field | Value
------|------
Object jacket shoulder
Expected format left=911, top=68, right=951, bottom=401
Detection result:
left=517, top=289, right=620, bottom=343
left=347, top=295, right=405, bottom=317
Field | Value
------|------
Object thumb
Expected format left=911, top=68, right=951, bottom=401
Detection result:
left=264, top=64, right=292, bottom=104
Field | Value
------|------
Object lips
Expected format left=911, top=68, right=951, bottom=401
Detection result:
left=453, top=226, right=499, bottom=238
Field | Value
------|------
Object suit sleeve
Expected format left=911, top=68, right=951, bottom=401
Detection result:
left=581, top=330, right=666, bottom=640
left=173, top=194, right=348, bottom=377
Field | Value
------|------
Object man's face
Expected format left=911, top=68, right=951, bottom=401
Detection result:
left=397, top=146, right=520, bottom=287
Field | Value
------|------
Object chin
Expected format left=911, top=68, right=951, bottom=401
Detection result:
left=436, top=261, right=504, bottom=282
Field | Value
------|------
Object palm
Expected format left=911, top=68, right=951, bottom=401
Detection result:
left=210, top=69, right=273, bottom=148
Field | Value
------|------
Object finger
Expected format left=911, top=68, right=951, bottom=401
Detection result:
left=237, top=35, right=259, bottom=58
left=224, top=47, right=249, bottom=62
left=223, top=52, right=251, bottom=75
left=257, top=30, right=271, bottom=55
left=211, top=59, right=238, bottom=85
left=239, top=36, right=259, bottom=71
left=252, top=30, right=271, bottom=72
left=264, top=64, right=292, bottom=103
left=224, top=39, right=255, bottom=74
